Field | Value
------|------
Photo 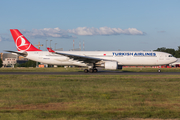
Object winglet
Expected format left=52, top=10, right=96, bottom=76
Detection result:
left=47, top=47, right=55, bottom=52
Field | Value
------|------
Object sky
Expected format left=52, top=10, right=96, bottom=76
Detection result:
left=0, top=0, right=180, bottom=52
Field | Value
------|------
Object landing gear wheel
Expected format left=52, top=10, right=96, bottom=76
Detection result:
left=93, top=69, right=98, bottom=73
left=158, top=69, right=161, bottom=73
left=84, top=69, right=89, bottom=73
left=89, top=69, right=94, bottom=73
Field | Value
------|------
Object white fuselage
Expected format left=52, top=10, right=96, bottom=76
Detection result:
left=24, top=51, right=177, bottom=67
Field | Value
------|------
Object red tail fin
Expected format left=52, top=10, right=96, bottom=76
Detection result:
left=10, top=29, right=41, bottom=51
left=47, top=47, right=55, bottom=52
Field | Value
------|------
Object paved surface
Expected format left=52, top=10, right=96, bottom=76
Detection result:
left=0, top=71, right=179, bottom=75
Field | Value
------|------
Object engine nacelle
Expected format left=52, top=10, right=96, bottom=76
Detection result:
left=104, top=61, right=122, bottom=70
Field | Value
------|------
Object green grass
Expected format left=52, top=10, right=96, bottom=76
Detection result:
left=0, top=75, right=180, bottom=119
left=0, top=67, right=83, bottom=72
left=122, top=67, right=180, bottom=72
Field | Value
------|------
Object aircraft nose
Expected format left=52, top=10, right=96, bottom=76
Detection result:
left=172, top=57, right=177, bottom=63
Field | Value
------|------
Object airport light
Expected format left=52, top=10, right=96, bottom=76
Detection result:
left=55, top=43, right=57, bottom=50
left=50, top=40, right=52, bottom=49
left=46, top=40, right=48, bottom=50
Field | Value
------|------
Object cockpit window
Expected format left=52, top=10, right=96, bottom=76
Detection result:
left=168, top=55, right=173, bottom=57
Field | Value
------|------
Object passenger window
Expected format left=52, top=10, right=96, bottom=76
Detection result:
left=168, top=55, right=173, bottom=57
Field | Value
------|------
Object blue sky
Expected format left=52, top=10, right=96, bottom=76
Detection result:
left=0, top=0, right=180, bottom=52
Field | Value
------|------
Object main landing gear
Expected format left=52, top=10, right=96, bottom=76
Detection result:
left=158, top=69, right=161, bottom=73
left=84, top=68, right=98, bottom=73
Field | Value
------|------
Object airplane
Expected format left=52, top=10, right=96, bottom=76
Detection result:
left=6, top=29, right=177, bottom=73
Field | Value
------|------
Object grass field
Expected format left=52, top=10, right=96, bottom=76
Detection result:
left=0, top=67, right=83, bottom=72
left=0, top=67, right=180, bottom=72
left=0, top=74, right=180, bottom=119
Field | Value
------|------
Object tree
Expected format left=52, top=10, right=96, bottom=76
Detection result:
left=155, top=47, right=180, bottom=58
left=166, top=48, right=176, bottom=56
left=155, top=47, right=167, bottom=52
left=17, top=60, right=36, bottom=67
left=175, top=46, right=180, bottom=58
left=0, top=59, right=3, bottom=68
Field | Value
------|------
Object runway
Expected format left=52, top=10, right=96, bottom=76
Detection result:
left=0, top=71, right=179, bottom=75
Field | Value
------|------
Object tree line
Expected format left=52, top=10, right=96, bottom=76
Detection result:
left=15, top=60, right=37, bottom=67
left=154, top=46, right=180, bottom=58
left=0, top=59, right=2, bottom=67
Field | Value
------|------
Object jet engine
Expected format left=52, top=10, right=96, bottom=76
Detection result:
left=104, top=61, right=118, bottom=69
left=97, top=61, right=122, bottom=70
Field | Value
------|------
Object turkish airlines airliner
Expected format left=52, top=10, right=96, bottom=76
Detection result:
left=6, top=29, right=177, bottom=73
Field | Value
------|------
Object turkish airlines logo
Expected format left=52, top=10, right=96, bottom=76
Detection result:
left=16, top=35, right=31, bottom=51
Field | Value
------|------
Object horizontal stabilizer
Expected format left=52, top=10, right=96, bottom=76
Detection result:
left=4, top=50, right=28, bottom=57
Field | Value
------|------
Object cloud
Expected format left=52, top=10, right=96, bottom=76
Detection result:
left=19, top=27, right=144, bottom=39
left=0, top=36, right=11, bottom=42
left=68, top=27, right=144, bottom=35
left=21, top=28, right=73, bottom=39
left=157, top=31, right=166, bottom=33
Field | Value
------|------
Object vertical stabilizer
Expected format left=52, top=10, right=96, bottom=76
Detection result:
left=10, top=29, right=41, bottom=51
left=47, top=47, right=55, bottom=52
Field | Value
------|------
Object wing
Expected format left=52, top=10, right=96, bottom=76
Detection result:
left=53, top=52, right=102, bottom=63
left=47, top=47, right=102, bottom=63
